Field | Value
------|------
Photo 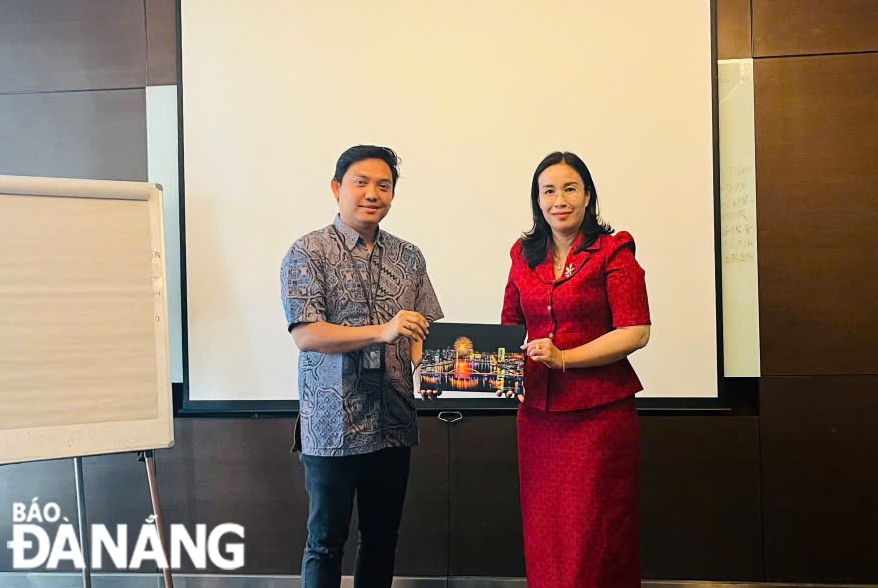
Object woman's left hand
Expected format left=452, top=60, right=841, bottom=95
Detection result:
left=521, top=338, right=562, bottom=370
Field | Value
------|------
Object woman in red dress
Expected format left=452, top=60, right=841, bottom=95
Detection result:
left=501, top=151, right=651, bottom=588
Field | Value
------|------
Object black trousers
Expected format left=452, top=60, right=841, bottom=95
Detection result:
left=300, top=446, right=411, bottom=588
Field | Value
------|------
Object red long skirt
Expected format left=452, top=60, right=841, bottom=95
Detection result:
left=517, top=396, right=641, bottom=588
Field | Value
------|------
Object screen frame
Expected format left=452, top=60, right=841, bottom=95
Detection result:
left=174, top=0, right=758, bottom=418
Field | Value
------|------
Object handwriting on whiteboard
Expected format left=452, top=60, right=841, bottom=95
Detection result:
left=721, top=164, right=755, bottom=265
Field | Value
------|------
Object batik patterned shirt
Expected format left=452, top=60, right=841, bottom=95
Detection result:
left=281, top=215, right=443, bottom=456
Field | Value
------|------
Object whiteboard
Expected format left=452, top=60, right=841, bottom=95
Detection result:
left=718, top=59, right=761, bottom=377
left=0, top=176, right=173, bottom=465
left=181, top=0, right=719, bottom=400
left=147, top=84, right=185, bottom=383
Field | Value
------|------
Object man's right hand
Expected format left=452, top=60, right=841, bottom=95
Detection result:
left=381, top=311, right=429, bottom=343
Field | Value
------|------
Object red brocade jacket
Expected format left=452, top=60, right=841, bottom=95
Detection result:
left=501, top=231, right=651, bottom=412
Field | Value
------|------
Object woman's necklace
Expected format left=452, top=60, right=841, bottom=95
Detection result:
left=554, top=247, right=571, bottom=274
left=553, top=235, right=578, bottom=277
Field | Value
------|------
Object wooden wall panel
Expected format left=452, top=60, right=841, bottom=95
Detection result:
left=449, top=415, right=526, bottom=578
left=718, top=0, right=752, bottom=59
left=156, top=417, right=449, bottom=576
left=0, top=89, right=148, bottom=181
left=146, top=0, right=178, bottom=85
left=641, top=416, right=764, bottom=581
left=82, top=452, right=157, bottom=573
left=761, top=376, right=878, bottom=583
left=155, top=418, right=304, bottom=574
left=0, top=415, right=768, bottom=579
left=0, top=453, right=155, bottom=573
left=755, top=53, right=878, bottom=375
left=0, top=0, right=146, bottom=94
left=753, top=0, right=878, bottom=57
left=339, top=417, right=449, bottom=576
left=0, top=458, right=79, bottom=572
left=391, top=417, right=450, bottom=576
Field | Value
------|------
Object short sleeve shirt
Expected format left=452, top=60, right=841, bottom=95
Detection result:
left=281, top=215, right=444, bottom=456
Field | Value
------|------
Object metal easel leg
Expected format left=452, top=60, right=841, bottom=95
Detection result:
left=140, top=450, right=175, bottom=588
left=73, top=457, right=92, bottom=588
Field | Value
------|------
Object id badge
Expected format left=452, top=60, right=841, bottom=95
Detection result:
left=362, top=343, right=384, bottom=372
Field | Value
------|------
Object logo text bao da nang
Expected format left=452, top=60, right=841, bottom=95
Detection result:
left=6, top=498, right=245, bottom=570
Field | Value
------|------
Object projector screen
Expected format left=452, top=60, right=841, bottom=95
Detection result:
left=181, top=0, right=719, bottom=403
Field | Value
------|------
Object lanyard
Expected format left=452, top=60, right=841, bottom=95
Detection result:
left=332, top=225, right=384, bottom=326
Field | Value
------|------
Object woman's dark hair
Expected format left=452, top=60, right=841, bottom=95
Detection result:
left=333, top=145, right=400, bottom=191
left=521, top=151, right=613, bottom=269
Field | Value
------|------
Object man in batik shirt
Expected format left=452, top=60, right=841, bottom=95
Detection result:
left=281, top=145, right=443, bottom=588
